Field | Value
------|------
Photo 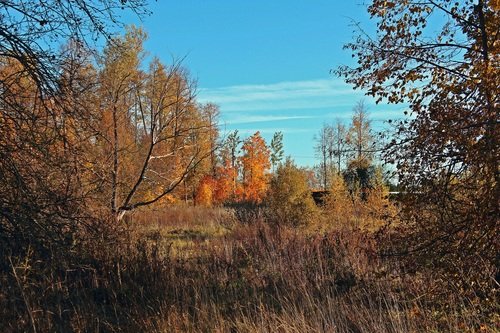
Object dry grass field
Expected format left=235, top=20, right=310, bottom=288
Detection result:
left=2, top=205, right=496, bottom=332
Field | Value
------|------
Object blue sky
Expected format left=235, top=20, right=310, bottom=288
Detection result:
left=121, top=0, right=406, bottom=166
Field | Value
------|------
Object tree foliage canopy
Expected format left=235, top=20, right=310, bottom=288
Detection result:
left=270, top=131, right=285, bottom=170
left=0, top=0, right=148, bottom=95
left=241, top=132, right=271, bottom=204
left=337, top=0, right=499, bottom=273
left=0, top=3, right=218, bottom=256
left=267, top=158, right=318, bottom=226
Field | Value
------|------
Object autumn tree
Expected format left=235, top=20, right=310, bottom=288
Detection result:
left=210, top=132, right=241, bottom=205
left=337, top=0, right=499, bottom=281
left=314, top=119, right=350, bottom=189
left=314, top=123, right=334, bottom=190
left=194, top=130, right=243, bottom=206
left=0, top=1, right=146, bottom=255
left=267, top=158, right=318, bottom=226
left=330, top=120, right=348, bottom=174
left=97, top=26, right=145, bottom=220
left=0, top=0, right=147, bottom=98
left=221, top=130, right=242, bottom=198
left=212, top=163, right=236, bottom=204
left=324, top=173, right=354, bottom=224
left=181, top=103, right=220, bottom=204
left=201, top=103, right=220, bottom=176
left=346, top=101, right=375, bottom=167
left=0, top=55, right=90, bottom=256
left=240, top=131, right=271, bottom=203
left=93, top=28, right=215, bottom=221
left=195, top=175, right=216, bottom=206
left=344, top=101, right=378, bottom=198
left=364, top=166, right=395, bottom=224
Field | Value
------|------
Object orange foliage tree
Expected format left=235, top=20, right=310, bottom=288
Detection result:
left=194, top=175, right=216, bottom=206
left=91, top=27, right=216, bottom=220
left=212, top=160, right=238, bottom=204
left=240, top=132, right=271, bottom=203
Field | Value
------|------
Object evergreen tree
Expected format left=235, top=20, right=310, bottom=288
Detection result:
left=270, top=131, right=285, bottom=171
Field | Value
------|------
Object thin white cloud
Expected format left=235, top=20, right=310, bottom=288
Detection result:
left=226, top=128, right=313, bottom=136
left=220, top=114, right=317, bottom=125
left=324, top=106, right=407, bottom=121
left=198, top=78, right=368, bottom=112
